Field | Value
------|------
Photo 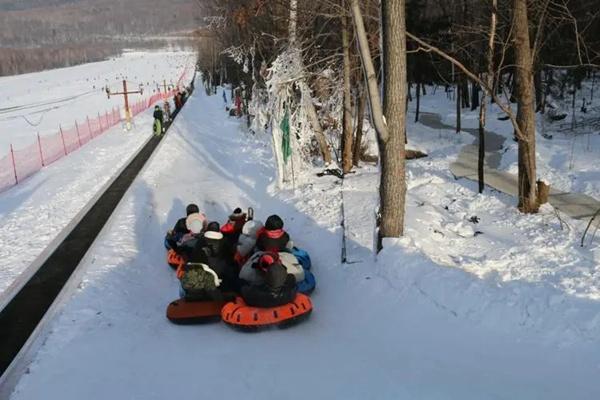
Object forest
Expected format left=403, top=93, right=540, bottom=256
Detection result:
left=0, top=0, right=200, bottom=75
left=195, top=0, right=600, bottom=245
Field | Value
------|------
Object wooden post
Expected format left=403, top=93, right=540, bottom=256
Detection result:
left=75, top=121, right=82, bottom=147
left=37, top=133, right=44, bottom=166
left=10, top=144, right=18, bottom=184
left=87, top=116, right=93, bottom=138
left=59, top=125, right=67, bottom=155
left=537, top=180, right=550, bottom=205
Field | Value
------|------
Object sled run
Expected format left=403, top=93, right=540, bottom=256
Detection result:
left=3, top=80, right=600, bottom=400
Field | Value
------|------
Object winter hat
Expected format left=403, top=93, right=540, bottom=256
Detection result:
left=229, top=207, right=246, bottom=221
left=265, top=215, right=284, bottom=231
left=257, top=252, right=278, bottom=272
left=186, top=212, right=207, bottom=234
left=206, top=221, right=220, bottom=232
left=186, top=203, right=200, bottom=216
left=242, top=220, right=263, bottom=237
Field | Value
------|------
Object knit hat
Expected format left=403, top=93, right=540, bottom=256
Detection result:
left=265, top=214, right=284, bottom=231
left=242, top=220, right=263, bottom=237
left=186, top=212, right=207, bottom=234
left=257, top=252, right=278, bottom=272
left=229, top=207, right=246, bottom=221
left=206, top=221, right=220, bottom=232
left=186, top=203, right=200, bottom=216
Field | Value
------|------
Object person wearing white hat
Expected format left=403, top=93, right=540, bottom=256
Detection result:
left=176, top=212, right=208, bottom=258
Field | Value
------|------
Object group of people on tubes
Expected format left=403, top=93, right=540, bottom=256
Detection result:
left=165, top=205, right=312, bottom=308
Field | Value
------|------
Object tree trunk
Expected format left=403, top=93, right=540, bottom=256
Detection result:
left=353, top=83, right=366, bottom=166
left=351, top=0, right=407, bottom=246
left=341, top=11, right=354, bottom=174
left=461, top=78, right=470, bottom=108
left=379, top=0, right=407, bottom=243
left=350, top=0, right=388, bottom=143
left=479, top=0, right=497, bottom=194
left=513, top=0, right=538, bottom=212
left=534, top=69, right=543, bottom=111
left=471, top=79, right=479, bottom=110
left=300, top=81, right=332, bottom=165
left=456, top=79, right=461, bottom=133
left=415, top=81, right=421, bottom=122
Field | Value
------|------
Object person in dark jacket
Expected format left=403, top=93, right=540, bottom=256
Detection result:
left=191, top=230, right=238, bottom=292
left=256, top=214, right=292, bottom=253
left=165, top=203, right=199, bottom=249
left=153, top=105, right=164, bottom=134
left=220, top=207, right=247, bottom=261
left=174, top=93, right=183, bottom=111
left=240, top=252, right=297, bottom=308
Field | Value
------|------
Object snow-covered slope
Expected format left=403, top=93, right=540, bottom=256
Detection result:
left=0, top=50, right=194, bottom=299
left=6, top=83, right=600, bottom=400
left=0, top=50, right=195, bottom=154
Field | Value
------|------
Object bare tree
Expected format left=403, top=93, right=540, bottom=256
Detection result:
left=478, top=0, right=497, bottom=193
left=341, top=7, right=354, bottom=173
left=351, top=0, right=407, bottom=245
left=513, top=0, right=538, bottom=212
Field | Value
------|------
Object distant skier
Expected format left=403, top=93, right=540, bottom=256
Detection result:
left=163, top=100, right=171, bottom=123
left=174, top=92, right=183, bottom=111
left=153, top=105, right=164, bottom=135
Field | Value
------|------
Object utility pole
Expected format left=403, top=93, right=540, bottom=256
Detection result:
left=106, top=80, right=143, bottom=129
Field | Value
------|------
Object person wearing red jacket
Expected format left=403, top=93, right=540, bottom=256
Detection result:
left=256, top=214, right=292, bottom=253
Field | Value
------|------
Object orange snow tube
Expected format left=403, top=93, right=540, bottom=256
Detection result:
left=167, top=249, right=185, bottom=270
left=167, top=299, right=226, bottom=324
left=221, top=294, right=313, bottom=330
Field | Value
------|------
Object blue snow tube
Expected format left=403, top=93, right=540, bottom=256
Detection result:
left=297, top=270, right=316, bottom=294
left=164, top=236, right=172, bottom=250
left=291, top=247, right=311, bottom=271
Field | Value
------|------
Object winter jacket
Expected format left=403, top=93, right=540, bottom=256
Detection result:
left=279, top=252, right=305, bottom=283
left=255, top=228, right=292, bottom=253
left=238, top=251, right=303, bottom=286
left=235, top=220, right=263, bottom=264
left=238, top=252, right=265, bottom=285
left=153, top=108, right=163, bottom=121
left=221, top=213, right=247, bottom=261
left=197, top=234, right=237, bottom=291
left=180, top=262, right=222, bottom=301
left=241, top=274, right=297, bottom=308
left=165, top=218, right=190, bottom=250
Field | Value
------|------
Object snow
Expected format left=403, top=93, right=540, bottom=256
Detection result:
left=420, top=84, right=600, bottom=200
left=0, top=50, right=195, bottom=155
left=6, top=81, right=600, bottom=399
left=0, top=50, right=194, bottom=300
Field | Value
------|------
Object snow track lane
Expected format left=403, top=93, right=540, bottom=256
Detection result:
left=0, top=98, right=189, bottom=376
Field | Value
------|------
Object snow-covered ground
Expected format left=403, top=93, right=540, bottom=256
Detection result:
left=422, top=83, right=600, bottom=199
left=6, top=82, right=600, bottom=399
left=0, top=110, right=155, bottom=299
left=0, top=50, right=194, bottom=300
left=0, top=49, right=195, bottom=155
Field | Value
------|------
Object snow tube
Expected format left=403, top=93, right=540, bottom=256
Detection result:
left=221, top=293, right=313, bottom=331
left=164, top=236, right=172, bottom=250
left=166, top=298, right=227, bottom=324
left=297, top=270, right=316, bottom=295
left=167, top=249, right=185, bottom=270
left=291, top=247, right=311, bottom=271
